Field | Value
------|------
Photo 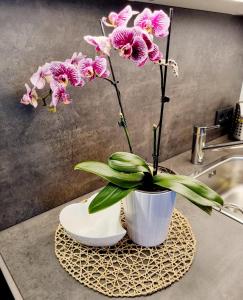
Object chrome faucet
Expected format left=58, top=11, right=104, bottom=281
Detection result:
left=191, top=125, right=243, bottom=164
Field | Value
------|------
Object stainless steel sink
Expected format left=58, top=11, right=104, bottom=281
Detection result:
left=193, top=155, right=243, bottom=224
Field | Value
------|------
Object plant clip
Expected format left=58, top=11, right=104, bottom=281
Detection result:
left=118, top=118, right=127, bottom=128
left=162, top=96, right=170, bottom=103
left=118, top=120, right=125, bottom=128
left=110, top=80, right=119, bottom=86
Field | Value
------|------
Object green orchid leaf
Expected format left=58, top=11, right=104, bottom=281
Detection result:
left=153, top=175, right=223, bottom=214
left=109, top=152, right=151, bottom=173
left=74, top=161, right=143, bottom=188
left=154, top=173, right=223, bottom=205
left=108, top=159, right=149, bottom=173
left=154, top=178, right=216, bottom=207
left=89, top=183, right=133, bottom=213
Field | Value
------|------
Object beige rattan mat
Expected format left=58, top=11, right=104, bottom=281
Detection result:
left=55, top=209, right=196, bottom=297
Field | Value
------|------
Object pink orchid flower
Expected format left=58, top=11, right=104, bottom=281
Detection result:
left=50, top=62, right=84, bottom=87
left=134, top=8, right=170, bottom=38
left=102, top=5, right=138, bottom=28
left=30, top=63, right=51, bottom=89
left=79, top=56, right=110, bottom=81
left=84, top=36, right=111, bottom=56
left=50, top=81, right=72, bottom=107
left=20, top=84, right=38, bottom=108
left=65, top=52, right=84, bottom=66
left=110, top=27, right=150, bottom=66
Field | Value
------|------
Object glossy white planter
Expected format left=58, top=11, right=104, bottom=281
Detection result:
left=59, top=193, right=126, bottom=247
left=123, top=189, right=176, bottom=247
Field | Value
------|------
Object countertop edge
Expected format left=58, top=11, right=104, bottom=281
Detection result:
left=0, top=253, right=23, bottom=300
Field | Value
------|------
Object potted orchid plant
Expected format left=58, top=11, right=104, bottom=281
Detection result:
left=20, top=5, right=223, bottom=247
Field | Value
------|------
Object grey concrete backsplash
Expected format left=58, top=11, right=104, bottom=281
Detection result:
left=0, top=0, right=243, bottom=230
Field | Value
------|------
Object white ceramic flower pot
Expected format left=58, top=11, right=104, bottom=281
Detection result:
left=123, top=189, right=176, bottom=247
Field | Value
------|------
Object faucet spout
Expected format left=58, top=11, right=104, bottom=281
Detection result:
left=191, top=124, right=221, bottom=164
left=204, top=140, right=243, bottom=150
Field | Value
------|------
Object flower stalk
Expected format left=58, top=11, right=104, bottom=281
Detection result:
left=99, top=19, right=133, bottom=153
left=40, top=89, right=52, bottom=106
left=152, top=124, right=157, bottom=173
left=153, top=8, right=174, bottom=175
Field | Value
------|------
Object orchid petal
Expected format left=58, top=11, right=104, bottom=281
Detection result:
left=120, top=43, right=133, bottom=58
left=152, top=10, right=170, bottom=37
left=24, top=83, right=31, bottom=94
left=41, top=62, right=51, bottom=75
left=131, top=36, right=148, bottom=66
left=30, top=63, right=51, bottom=90
left=84, top=35, right=111, bottom=56
left=65, top=52, right=84, bottom=66
left=83, top=66, right=95, bottom=80
left=20, top=87, right=31, bottom=105
left=101, top=16, right=116, bottom=27
left=65, top=64, right=81, bottom=86
left=108, top=12, right=118, bottom=26
left=100, top=69, right=110, bottom=78
left=138, top=57, right=148, bottom=67
left=79, top=58, right=93, bottom=68
left=31, top=97, right=38, bottom=108
left=149, top=43, right=163, bottom=62
left=116, top=5, right=139, bottom=27
left=50, top=80, right=59, bottom=92
left=21, top=84, right=38, bottom=107
left=134, top=8, right=152, bottom=29
left=141, top=30, right=153, bottom=51
left=110, top=27, right=134, bottom=49
left=30, top=68, right=46, bottom=89
left=50, top=89, right=59, bottom=107
left=93, top=56, right=107, bottom=77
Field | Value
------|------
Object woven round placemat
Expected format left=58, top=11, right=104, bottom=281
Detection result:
left=55, top=209, right=196, bottom=297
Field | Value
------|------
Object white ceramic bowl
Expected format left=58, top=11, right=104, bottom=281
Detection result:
left=59, top=193, right=126, bottom=247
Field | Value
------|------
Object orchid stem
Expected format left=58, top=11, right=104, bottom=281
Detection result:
left=99, top=19, right=133, bottom=153
left=152, top=124, right=157, bottom=175
left=42, top=98, right=47, bottom=106
left=103, top=77, right=119, bottom=86
left=118, top=112, right=133, bottom=153
left=154, top=8, right=173, bottom=175
left=40, top=89, right=52, bottom=106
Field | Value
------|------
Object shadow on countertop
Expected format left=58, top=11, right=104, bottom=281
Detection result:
left=0, top=270, right=14, bottom=300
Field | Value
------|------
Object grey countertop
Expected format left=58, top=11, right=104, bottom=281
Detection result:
left=1, top=136, right=243, bottom=300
